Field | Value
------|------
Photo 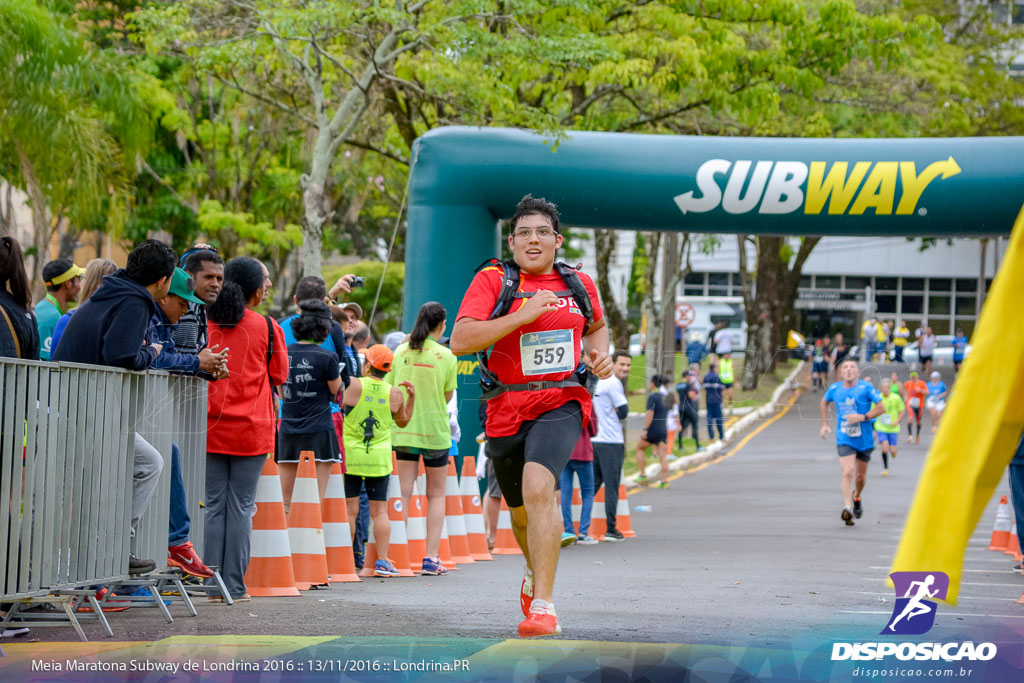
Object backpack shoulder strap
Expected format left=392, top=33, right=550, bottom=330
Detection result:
left=473, top=258, right=521, bottom=321
left=553, top=262, right=595, bottom=326
left=0, top=305, right=21, bottom=359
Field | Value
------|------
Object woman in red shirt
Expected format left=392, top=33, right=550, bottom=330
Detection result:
left=204, top=257, right=288, bottom=600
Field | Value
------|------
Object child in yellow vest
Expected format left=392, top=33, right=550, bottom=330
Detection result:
left=341, top=344, right=416, bottom=577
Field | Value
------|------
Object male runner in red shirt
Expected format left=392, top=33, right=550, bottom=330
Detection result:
left=451, top=195, right=612, bottom=637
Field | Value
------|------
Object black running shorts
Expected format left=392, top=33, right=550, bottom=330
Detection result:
left=837, top=445, right=872, bottom=462
left=395, top=446, right=450, bottom=468
left=485, top=401, right=583, bottom=508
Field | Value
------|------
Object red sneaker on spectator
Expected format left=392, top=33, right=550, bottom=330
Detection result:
left=168, top=542, right=214, bottom=578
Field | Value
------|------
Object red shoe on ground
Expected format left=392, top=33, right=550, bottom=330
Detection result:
left=168, top=541, right=214, bottom=578
left=518, top=606, right=561, bottom=638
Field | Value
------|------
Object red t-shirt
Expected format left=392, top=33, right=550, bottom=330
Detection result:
left=206, top=309, right=289, bottom=456
left=456, top=265, right=603, bottom=438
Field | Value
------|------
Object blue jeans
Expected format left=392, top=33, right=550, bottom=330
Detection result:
left=707, top=403, right=725, bottom=440
left=353, top=487, right=370, bottom=560
left=168, top=442, right=190, bottom=547
left=559, top=460, right=594, bottom=536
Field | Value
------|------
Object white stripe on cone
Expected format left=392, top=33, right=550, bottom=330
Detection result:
left=251, top=529, right=292, bottom=558
left=255, top=474, right=284, bottom=503
left=291, top=477, right=320, bottom=505
left=289, top=527, right=327, bottom=554
left=323, top=522, right=353, bottom=547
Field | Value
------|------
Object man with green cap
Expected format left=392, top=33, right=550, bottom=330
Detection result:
left=147, top=267, right=230, bottom=579
left=35, top=258, right=85, bottom=360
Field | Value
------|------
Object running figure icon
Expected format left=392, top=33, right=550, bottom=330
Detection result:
left=886, top=574, right=939, bottom=632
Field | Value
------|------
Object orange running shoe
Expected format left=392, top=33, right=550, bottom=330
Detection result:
left=518, top=602, right=561, bottom=638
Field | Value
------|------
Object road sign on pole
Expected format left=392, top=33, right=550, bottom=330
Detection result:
left=675, top=302, right=695, bottom=327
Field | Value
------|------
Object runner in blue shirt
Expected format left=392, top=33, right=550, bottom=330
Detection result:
left=926, top=371, right=949, bottom=435
left=951, top=329, right=968, bottom=372
left=820, top=358, right=885, bottom=526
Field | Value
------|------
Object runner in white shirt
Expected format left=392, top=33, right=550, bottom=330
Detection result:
left=918, top=327, right=937, bottom=376
left=591, top=350, right=631, bottom=542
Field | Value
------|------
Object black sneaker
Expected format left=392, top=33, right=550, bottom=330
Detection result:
left=129, top=553, right=156, bottom=575
left=841, top=507, right=855, bottom=526
left=603, top=529, right=625, bottom=542
left=853, top=498, right=863, bottom=519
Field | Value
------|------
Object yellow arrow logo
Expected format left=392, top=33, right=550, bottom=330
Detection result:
left=896, top=156, right=961, bottom=215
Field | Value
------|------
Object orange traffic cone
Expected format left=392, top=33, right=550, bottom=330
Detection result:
left=406, top=466, right=428, bottom=572
left=589, top=486, right=608, bottom=539
left=1003, top=523, right=1023, bottom=562
left=617, top=482, right=637, bottom=538
left=492, top=497, right=523, bottom=555
left=460, top=455, right=492, bottom=560
left=244, top=458, right=300, bottom=597
left=288, top=451, right=330, bottom=590
left=323, top=463, right=360, bottom=582
left=987, top=495, right=1012, bottom=551
left=445, top=457, right=475, bottom=565
left=360, top=454, right=414, bottom=577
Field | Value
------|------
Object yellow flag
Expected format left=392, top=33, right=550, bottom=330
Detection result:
left=891, top=205, right=1024, bottom=603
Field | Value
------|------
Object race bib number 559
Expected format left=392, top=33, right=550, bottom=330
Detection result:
left=520, top=329, right=575, bottom=376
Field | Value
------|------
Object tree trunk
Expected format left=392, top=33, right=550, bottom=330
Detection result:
left=300, top=130, right=333, bottom=277
left=593, top=228, right=631, bottom=350
left=15, top=141, right=51, bottom=299
left=639, top=232, right=661, bottom=380
left=741, top=236, right=784, bottom=390
left=0, top=182, right=13, bottom=236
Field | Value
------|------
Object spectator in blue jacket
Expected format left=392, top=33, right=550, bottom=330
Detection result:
left=54, top=240, right=177, bottom=574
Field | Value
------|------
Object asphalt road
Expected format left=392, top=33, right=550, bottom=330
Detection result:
left=25, top=364, right=1022, bottom=648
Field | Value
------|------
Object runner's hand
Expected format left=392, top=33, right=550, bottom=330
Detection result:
left=150, top=342, right=163, bottom=357
left=844, top=413, right=865, bottom=423
left=398, top=380, right=415, bottom=398
left=584, top=349, right=613, bottom=379
left=819, top=424, right=832, bottom=440
left=516, top=290, right=560, bottom=324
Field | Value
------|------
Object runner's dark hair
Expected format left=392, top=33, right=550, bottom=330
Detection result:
left=126, top=240, right=176, bottom=287
left=408, top=301, right=447, bottom=351
left=351, top=323, right=371, bottom=345
left=183, top=249, right=224, bottom=276
left=0, top=236, right=31, bottom=309
left=42, top=258, right=75, bottom=293
left=611, top=349, right=631, bottom=363
left=294, top=275, right=327, bottom=302
left=366, top=364, right=388, bottom=379
left=510, top=194, right=560, bottom=234
left=291, top=299, right=331, bottom=343
left=208, top=257, right=264, bottom=328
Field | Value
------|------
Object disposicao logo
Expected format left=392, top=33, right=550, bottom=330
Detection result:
left=831, top=571, right=997, bottom=663
left=883, top=571, right=947, bottom=636
left=674, top=158, right=961, bottom=216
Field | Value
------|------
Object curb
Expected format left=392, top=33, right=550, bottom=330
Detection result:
left=628, top=360, right=806, bottom=488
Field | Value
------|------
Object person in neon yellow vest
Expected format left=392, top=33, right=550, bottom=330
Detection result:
left=341, top=344, right=416, bottom=578
left=718, top=352, right=735, bottom=415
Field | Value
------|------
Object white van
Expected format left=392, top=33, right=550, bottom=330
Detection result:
left=676, top=296, right=747, bottom=355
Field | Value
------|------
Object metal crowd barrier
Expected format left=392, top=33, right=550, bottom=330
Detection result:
left=0, top=358, right=209, bottom=639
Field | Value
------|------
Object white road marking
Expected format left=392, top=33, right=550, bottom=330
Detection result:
left=840, top=610, right=1024, bottom=619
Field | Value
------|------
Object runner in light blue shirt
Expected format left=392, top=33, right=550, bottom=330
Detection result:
left=821, top=358, right=885, bottom=527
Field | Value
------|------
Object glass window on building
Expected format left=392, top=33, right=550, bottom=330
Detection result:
left=928, top=296, right=951, bottom=316
left=875, top=277, right=897, bottom=291
left=684, top=272, right=704, bottom=297
left=902, top=277, right=925, bottom=292
left=845, top=276, right=869, bottom=290
left=902, top=295, right=924, bottom=314
left=799, top=275, right=811, bottom=288
left=708, top=287, right=729, bottom=296
left=929, top=319, right=951, bottom=335
left=816, top=275, right=841, bottom=289
left=1014, top=2, right=1024, bottom=25
left=955, top=297, right=976, bottom=316
left=875, top=294, right=897, bottom=314
left=708, top=272, right=729, bottom=286
left=928, top=278, right=951, bottom=292
left=955, top=278, right=977, bottom=293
